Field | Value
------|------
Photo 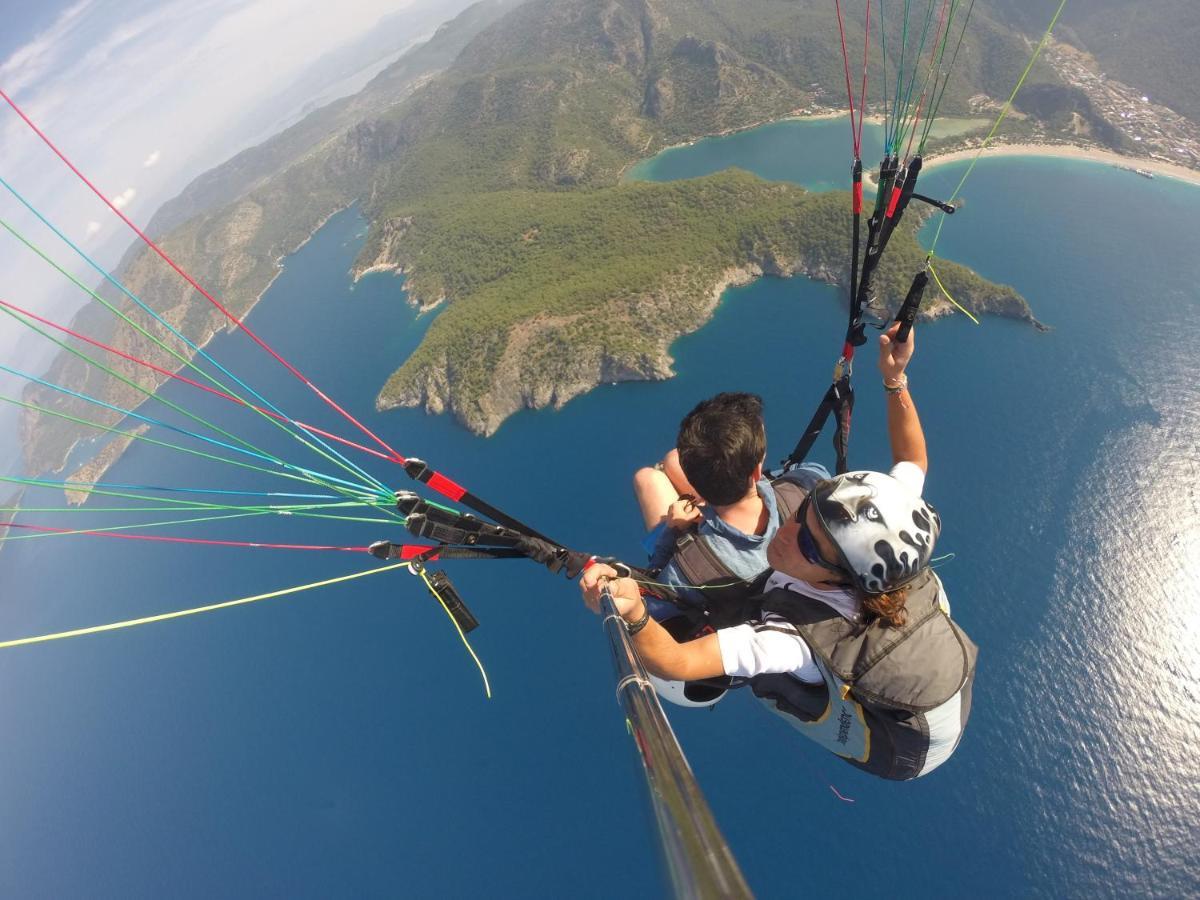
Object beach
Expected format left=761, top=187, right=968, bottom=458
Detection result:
left=924, top=142, right=1200, bottom=187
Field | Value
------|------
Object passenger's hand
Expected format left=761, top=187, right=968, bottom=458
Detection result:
left=879, top=321, right=914, bottom=384
left=665, top=495, right=703, bottom=530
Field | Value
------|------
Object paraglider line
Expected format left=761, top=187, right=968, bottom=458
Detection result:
left=0, top=562, right=411, bottom=649
left=0, top=87, right=404, bottom=466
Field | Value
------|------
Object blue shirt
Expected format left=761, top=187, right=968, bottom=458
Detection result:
left=645, top=462, right=831, bottom=611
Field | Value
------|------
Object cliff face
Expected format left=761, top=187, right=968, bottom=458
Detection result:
left=378, top=243, right=1035, bottom=436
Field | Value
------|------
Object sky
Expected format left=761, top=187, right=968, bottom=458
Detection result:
left=0, top=0, right=447, bottom=474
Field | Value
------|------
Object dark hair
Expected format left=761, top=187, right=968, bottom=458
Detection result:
left=676, top=392, right=765, bottom=506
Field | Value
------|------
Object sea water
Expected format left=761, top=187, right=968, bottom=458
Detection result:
left=0, top=122, right=1197, bottom=897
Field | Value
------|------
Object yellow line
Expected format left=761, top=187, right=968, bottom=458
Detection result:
left=0, top=562, right=411, bottom=649
left=928, top=0, right=1069, bottom=254
left=418, top=567, right=492, bottom=699
left=927, top=262, right=981, bottom=324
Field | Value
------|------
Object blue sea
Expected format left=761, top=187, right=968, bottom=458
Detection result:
left=1, top=118, right=1198, bottom=897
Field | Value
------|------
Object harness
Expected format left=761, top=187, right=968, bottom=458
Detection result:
left=665, top=478, right=806, bottom=627
left=750, top=569, right=978, bottom=780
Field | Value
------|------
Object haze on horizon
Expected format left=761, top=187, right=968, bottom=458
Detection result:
left=0, top=0, right=466, bottom=475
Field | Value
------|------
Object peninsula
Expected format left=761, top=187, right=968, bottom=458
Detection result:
left=22, top=0, right=1194, bottom=473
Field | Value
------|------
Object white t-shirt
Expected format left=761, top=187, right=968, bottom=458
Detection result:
left=717, top=461, right=927, bottom=682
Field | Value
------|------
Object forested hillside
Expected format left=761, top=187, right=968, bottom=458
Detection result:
left=26, top=0, right=1042, bottom=468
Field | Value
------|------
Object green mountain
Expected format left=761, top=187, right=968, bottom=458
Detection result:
left=24, top=0, right=1040, bottom=471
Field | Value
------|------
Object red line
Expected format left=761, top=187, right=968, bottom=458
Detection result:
left=0, top=89, right=406, bottom=466
left=0, top=297, right=393, bottom=462
left=856, top=0, right=872, bottom=151
left=833, top=0, right=860, bottom=156
left=2, top=522, right=369, bottom=551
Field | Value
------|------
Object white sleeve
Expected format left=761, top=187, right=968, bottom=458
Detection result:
left=717, top=617, right=822, bottom=682
left=889, top=460, right=926, bottom=497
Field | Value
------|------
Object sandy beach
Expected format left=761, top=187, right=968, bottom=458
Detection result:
left=923, top=142, right=1200, bottom=188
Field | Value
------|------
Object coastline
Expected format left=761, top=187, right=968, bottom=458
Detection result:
left=20, top=202, right=357, bottom=498
left=621, top=106, right=850, bottom=179
left=923, top=142, right=1200, bottom=188
left=630, top=111, right=1200, bottom=191
left=0, top=488, right=21, bottom=557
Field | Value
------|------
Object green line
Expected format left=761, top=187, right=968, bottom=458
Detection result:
left=890, top=0, right=913, bottom=149
left=927, top=0, right=1068, bottom=256
left=0, top=302, right=286, bottom=469
left=0, top=473, right=381, bottom=511
left=893, top=0, right=942, bottom=153
left=0, top=217, right=392, bottom=498
left=909, top=0, right=959, bottom=152
left=3, top=504, right=356, bottom=515
left=0, top=393, right=353, bottom=493
left=920, top=0, right=977, bottom=153
left=0, top=510, right=271, bottom=542
left=878, top=0, right=891, bottom=142
left=0, top=507, right=398, bottom=544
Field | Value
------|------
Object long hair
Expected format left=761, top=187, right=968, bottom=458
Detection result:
left=861, top=586, right=910, bottom=628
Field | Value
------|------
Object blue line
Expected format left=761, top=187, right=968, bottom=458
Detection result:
left=0, top=174, right=392, bottom=496
left=0, top=474, right=339, bottom=500
left=0, top=362, right=376, bottom=496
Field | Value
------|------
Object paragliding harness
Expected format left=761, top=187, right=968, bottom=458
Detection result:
left=664, top=476, right=807, bottom=628
left=651, top=151, right=952, bottom=624
left=750, top=567, right=977, bottom=780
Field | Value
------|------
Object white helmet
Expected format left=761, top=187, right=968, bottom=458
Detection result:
left=810, top=471, right=940, bottom=594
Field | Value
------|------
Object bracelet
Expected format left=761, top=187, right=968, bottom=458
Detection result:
left=883, top=373, right=908, bottom=394
left=625, top=599, right=651, bottom=636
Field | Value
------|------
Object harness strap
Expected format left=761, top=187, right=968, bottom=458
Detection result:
left=672, top=531, right=743, bottom=594
left=781, top=375, right=854, bottom=475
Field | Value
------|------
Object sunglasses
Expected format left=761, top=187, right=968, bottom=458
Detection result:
left=796, top=496, right=844, bottom=574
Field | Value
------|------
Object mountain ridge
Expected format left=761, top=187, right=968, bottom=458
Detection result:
left=24, top=0, right=1053, bottom=473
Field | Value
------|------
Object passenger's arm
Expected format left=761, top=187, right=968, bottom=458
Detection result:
left=662, top=449, right=701, bottom=499
left=879, top=321, right=928, bottom=473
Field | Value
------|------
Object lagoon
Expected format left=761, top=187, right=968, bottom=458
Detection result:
left=1, top=120, right=1198, bottom=897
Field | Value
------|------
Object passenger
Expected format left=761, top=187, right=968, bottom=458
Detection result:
left=633, top=392, right=828, bottom=621
left=582, top=323, right=977, bottom=779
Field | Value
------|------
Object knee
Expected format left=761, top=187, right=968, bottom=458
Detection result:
left=633, top=466, right=661, bottom=494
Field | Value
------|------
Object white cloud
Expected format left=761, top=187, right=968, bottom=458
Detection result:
left=111, top=187, right=137, bottom=210
left=0, top=0, right=97, bottom=98
left=0, top=0, right=440, bottom=414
